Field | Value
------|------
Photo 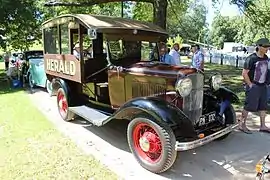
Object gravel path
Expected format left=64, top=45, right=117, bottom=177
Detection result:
left=28, top=89, right=270, bottom=180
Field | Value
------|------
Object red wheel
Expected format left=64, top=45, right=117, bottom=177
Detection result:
left=127, top=115, right=177, bottom=173
left=57, top=88, right=74, bottom=121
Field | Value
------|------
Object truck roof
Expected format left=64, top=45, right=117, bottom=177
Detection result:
left=42, top=14, right=168, bottom=35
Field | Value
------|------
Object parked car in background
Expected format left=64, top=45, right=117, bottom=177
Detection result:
left=27, top=56, right=52, bottom=95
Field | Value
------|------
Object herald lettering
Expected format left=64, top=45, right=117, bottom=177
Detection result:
left=59, top=60, right=64, bottom=73
left=46, top=59, right=76, bottom=76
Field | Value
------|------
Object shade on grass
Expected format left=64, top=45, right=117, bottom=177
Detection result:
left=0, top=62, right=117, bottom=180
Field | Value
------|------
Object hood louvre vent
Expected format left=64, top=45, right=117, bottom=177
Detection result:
left=132, top=80, right=167, bottom=98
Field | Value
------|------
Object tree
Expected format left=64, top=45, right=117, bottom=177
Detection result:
left=0, top=0, right=42, bottom=50
left=44, top=0, right=168, bottom=29
left=231, top=0, right=270, bottom=42
left=209, top=15, right=239, bottom=48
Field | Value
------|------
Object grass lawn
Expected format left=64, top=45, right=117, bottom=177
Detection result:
left=0, top=63, right=118, bottom=179
left=204, top=63, right=244, bottom=110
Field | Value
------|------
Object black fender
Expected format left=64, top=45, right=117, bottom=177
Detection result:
left=52, top=78, right=70, bottom=100
left=212, top=86, right=240, bottom=103
left=112, top=96, right=197, bottom=139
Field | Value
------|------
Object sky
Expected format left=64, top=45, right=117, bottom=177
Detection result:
left=203, top=0, right=241, bottom=26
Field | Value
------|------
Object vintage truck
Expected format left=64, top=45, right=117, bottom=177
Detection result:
left=42, top=14, right=239, bottom=173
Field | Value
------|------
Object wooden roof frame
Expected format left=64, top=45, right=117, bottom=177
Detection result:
left=41, top=14, right=168, bottom=36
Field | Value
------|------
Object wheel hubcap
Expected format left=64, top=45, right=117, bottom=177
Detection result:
left=139, top=131, right=160, bottom=153
left=133, top=123, right=162, bottom=163
left=58, top=92, right=67, bottom=117
left=139, top=136, right=150, bottom=152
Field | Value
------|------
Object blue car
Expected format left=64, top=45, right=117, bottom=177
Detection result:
left=27, top=57, right=52, bottom=95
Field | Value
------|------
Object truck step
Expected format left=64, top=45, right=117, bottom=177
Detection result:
left=69, top=105, right=109, bottom=126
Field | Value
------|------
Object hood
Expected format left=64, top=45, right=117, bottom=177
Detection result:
left=127, top=62, right=197, bottom=77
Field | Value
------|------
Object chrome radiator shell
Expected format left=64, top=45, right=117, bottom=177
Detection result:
left=182, top=73, right=204, bottom=124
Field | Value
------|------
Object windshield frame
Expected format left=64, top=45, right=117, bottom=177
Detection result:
left=104, top=39, right=160, bottom=66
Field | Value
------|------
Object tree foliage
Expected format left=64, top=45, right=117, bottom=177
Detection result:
left=0, top=0, right=41, bottom=50
left=209, top=15, right=239, bottom=48
left=0, top=0, right=207, bottom=50
left=208, top=0, right=270, bottom=47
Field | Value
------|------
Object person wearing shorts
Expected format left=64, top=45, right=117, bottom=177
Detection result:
left=239, top=38, right=270, bottom=134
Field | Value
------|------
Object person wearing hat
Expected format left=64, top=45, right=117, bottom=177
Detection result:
left=238, top=38, right=270, bottom=134
left=73, top=43, right=80, bottom=59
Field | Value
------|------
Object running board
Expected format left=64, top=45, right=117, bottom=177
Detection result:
left=69, top=105, right=110, bottom=126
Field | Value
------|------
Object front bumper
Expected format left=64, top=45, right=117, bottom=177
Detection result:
left=175, top=123, right=238, bottom=151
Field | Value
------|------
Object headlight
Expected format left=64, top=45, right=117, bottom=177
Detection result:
left=175, top=78, right=192, bottom=97
left=210, top=74, right=222, bottom=90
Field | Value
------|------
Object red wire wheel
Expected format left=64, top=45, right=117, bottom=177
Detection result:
left=127, top=114, right=177, bottom=173
left=57, top=88, right=74, bottom=121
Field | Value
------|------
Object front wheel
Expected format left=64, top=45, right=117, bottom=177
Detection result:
left=28, top=73, right=35, bottom=88
left=127, top=115, right=177, bottom=173
left=57, top=88, right=75, bottom=121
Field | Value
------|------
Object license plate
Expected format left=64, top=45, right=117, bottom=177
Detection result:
left=197, top=112, right=216, bottom=126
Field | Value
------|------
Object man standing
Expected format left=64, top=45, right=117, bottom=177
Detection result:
left=4, top=53, right=10, bottom=71
left=169, top=43, right=181, bottom=65
left=73, top=43, right=81, bottom=60
left=239, top=38, right=270, bottom=134
left=159, top=43, right=175, bottom=65
left=191, top=44, right=204, bottom=71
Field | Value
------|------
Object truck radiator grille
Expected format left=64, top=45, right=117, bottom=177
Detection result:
left=132, top=81, right=166, bottom=98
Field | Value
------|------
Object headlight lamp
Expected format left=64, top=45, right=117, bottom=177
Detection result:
left=175, top=78, right=192, bottom=97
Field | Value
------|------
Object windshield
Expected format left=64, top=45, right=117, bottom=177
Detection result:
left=25, top=51, right=44, bottom=60
left=29, top=58, right=44, bottom=65
left=107, top=40, right=159, bottom=65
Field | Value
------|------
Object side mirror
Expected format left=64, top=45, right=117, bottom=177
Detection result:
left=88, top=28, right=97, bottom=40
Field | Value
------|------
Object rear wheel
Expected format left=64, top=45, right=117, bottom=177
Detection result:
left=127, top=115, right=177, bottom=173
left=57, top=88, right=75, bottom=121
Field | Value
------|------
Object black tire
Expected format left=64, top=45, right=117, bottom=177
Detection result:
left=28, top=73, right=35, bottom=88
left=127, top=114, right=177, bottom=173
left=256, top=173, right=263, bottom=180
left=57, top=88, right=75, bottom=121
left=215, top=104, right=236, bottom=141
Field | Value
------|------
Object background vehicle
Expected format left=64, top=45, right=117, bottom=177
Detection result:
left=27, top=57, right=52, bottom=95
left=42, top=14, right=239, bottom=174
left=21, top=50, right=44, bottom=80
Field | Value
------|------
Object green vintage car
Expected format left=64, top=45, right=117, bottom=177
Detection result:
left=27, top=56, right=53, bottom=95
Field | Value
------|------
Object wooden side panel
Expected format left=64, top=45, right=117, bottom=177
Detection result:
left=108, top=70, right=126, bottom=108
left=44, top=54, right=82, bottom=83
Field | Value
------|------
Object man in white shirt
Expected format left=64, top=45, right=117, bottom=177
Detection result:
left=73, top=43, right=80, bottom=60
left=169, top=43, right=181, bottom=65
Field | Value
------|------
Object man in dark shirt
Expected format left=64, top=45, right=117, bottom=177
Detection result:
left=239, top=38, right=270, bottom=134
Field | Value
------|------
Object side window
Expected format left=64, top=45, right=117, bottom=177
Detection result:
left=43, top=27, right=59, bottom=54
left=60, top=23, right=69, bottom=54
left=83, top=35, right=93, bottom=59
left=108, top=40, right=123, bottom=60
left=141, top=41, right=158, bottom=61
